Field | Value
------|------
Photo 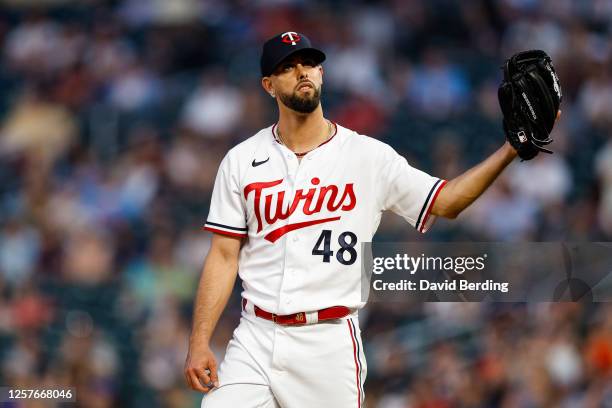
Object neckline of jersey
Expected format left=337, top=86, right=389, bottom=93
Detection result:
left=271, top=121, right=338, bottom=157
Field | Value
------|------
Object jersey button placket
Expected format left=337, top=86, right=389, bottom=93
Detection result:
left=284, top=158, right=304, bottom=313
left=278, top=152, right=298, bottom=313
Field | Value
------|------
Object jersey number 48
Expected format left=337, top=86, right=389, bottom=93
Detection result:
left=311, top=229, right=357, bottom=265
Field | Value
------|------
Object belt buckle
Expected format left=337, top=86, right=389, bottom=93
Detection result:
left=271, top=313, right=278, bottom=323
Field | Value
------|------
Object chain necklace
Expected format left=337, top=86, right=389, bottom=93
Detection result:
left=276, top=120, right=334, bottom=157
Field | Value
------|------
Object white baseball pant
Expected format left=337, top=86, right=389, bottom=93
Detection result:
left=201, top=311, right=366, bottom=408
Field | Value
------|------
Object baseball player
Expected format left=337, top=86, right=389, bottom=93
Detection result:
left=184, top=32, right=561, bottom=407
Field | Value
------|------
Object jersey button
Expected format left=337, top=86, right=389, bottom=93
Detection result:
left=292, top=236, right=299, bottom=242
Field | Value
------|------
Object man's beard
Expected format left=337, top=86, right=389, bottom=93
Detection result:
left=278, top=86, right=321, bottom=113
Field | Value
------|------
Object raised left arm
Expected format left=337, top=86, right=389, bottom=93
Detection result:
left=431, top=142, right=517, bottom=219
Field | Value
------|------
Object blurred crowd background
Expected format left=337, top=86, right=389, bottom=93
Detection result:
left=0, top=0, right=611, bottom=407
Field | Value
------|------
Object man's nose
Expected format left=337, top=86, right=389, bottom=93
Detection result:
left=295, top=64, right=308, bottom=79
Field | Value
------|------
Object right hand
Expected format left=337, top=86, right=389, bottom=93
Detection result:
left=184, top=339, right=219, bottom=393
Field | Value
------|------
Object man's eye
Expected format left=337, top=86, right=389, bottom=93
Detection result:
left=282, top=64, right=293, bottom=72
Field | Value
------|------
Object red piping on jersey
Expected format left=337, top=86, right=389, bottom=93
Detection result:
left=202, top=226, right=248, bottom=238
left=264, top=216, right=341, bottom=243
left=419, top=180, right=448, bottom=233
left=271, top=122, right=338, bottom=157
left=347, top=320, right=361, bottom=408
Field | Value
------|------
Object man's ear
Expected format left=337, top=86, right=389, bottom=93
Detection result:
left=319, top=65, right=324, bottom=83
left=261, top=77, right=275, bottom=97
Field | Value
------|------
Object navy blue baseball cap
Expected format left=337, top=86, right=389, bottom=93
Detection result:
left=260, top=32, right=326, bottom=77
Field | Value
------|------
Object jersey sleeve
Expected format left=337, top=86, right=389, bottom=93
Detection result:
left=203, top=152, right=248, bottom=238
left=379, top=146, right=447, bottom=233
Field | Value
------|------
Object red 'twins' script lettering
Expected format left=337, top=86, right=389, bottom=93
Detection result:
left=244, top=177, right=356, bottom=242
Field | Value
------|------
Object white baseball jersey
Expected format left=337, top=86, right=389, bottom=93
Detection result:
left=204, top=123, right=446, bottom=315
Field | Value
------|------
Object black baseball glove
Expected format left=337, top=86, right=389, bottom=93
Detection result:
left=498, top=50, right=562, bottom=160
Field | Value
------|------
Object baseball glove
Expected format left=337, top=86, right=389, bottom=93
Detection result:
left=498, top=50, right=562, bottom=160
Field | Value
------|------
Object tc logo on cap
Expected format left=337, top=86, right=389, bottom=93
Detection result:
left=281, top=32, right=301, bottom=45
